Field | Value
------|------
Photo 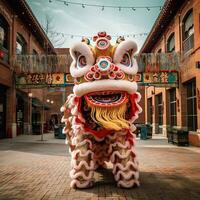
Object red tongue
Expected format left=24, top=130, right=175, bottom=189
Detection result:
left=129, top=93, right=139, bottom=118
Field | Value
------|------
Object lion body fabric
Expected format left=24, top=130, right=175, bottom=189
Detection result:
left=61, top=32, right=142, bottom=188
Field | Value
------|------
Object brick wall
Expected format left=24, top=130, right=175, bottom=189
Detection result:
left=144, top=0, right=200, bottom=134
left=0, top=0, right=54, bottom=137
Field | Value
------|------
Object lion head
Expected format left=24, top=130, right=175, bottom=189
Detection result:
left=69, top=32, right=141, bottom=136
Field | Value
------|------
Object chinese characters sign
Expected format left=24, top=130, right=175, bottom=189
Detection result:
left=16, top=73, right=74, bottom=88
left=142, top=71, right=178, bottom=86
left=16, top=71, right=178, bottom=88
left=127, top=71, right=178, bottom=87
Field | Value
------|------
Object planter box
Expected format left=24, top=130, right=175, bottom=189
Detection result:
left=189, top=132, right=200, bottom=147
left=167, top=128, right=189, bottom=146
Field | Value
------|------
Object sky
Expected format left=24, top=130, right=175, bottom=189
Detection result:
left=27, top=0, right=165, bottom=50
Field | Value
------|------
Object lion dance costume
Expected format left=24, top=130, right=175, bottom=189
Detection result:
left=61, top=32, right=142, bottom=188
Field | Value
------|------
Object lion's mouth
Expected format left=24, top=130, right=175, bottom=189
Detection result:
left=84, top=91, right=128, bottom=107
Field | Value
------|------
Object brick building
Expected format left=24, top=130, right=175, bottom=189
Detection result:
left=140, top=0, right=200, bottom=145
left=0, top=0, right=55, bottom=138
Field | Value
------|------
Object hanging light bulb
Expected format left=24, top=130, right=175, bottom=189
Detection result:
left=64, top=1, right=68, bottom=6
left=101, top=6, right=104, bottom=11
left=82, top=4, right=85, bottom=8
left=132, top=7, right=136, bottom=11
left=146, top=7, right=150, bottom=11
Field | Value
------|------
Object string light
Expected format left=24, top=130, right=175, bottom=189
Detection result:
left=48, top=0, right=162, bottom=11
left=47, top=30, right=149, bottom=39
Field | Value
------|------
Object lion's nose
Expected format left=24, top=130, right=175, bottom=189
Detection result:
left=85, top=59, right=125, bottom=81
left=97, top=59, right=111, bottom=71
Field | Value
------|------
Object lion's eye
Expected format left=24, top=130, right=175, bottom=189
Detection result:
left=77, top=55, right=87, bottom=68
left=120, top=53, right=131, bottom=67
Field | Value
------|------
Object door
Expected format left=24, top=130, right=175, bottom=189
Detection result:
left=0, top=85, right=6, bottom=138
left=16, top=95, right=24, bottom=135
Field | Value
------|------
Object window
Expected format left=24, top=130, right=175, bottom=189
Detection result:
left=16, top=33, right=27, bottom=55
left=157, top=49, right=162, bottom=53
left=33, top=49, right=38, bottom=55
left=169, top=88, right=177, bottom=126
left=186, top=79, right=197, bottom=131
left=182, top=9, right=194, bottom=52
left=156, top=93, right=163, bottom=125
left=167, top=33, right=175, bottom=52
left=147, top=98, right=153, bottom=124
left=0, top=14, right=9, bottom=63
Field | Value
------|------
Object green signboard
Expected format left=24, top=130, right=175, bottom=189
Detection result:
left=16, top=73, right=74, bottom=88
left=16, top=71, right=178, bottom=88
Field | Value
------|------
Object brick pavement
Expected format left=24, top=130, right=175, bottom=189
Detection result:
left=0, top=136, right=199, bottom=200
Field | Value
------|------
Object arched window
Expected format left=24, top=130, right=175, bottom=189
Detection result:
left=33, top=49, right=38, bottom=55
left=182, top=9, right=194, bottom=52
left=182, top=9, right=194, bottom=40
left=0, top=14, right=9, bottom=62
left=157, top=49, right=162, bottom=53
left=16, top=33, right=27, bottom=55
left=167, top=33, right=175, bottom=52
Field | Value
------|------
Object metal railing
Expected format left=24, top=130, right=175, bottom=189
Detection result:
left=183, top=34, right=194, bottom=54
left=14, top=53, right=180, bottom=73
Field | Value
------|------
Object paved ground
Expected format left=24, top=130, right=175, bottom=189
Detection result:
left=0, top=134, right=200, bottom=200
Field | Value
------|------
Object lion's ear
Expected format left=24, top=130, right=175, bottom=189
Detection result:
left=70, top=42, right=95, bottom=77
left=113, top=40, right=138, bottom=75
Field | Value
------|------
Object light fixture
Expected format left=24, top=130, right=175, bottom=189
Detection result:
left=64, top=1, right=68, bottom=6
left=47, top=99, right=50, bottom=103
left=51, top=100, right=54, bottom=104
left=101, top=6, right=104, bottom=11
left=82, top=4, right=85, bottom=8
left=28, top=93, right=33, bottom=97
left=132, top=7, right=136, bottom=11
left=146, top=7, right=150, bottom=11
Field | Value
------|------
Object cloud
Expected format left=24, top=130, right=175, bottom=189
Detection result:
left=51, top=9, right=66, bottom=15
left=31, top=1, right=41, bottom=7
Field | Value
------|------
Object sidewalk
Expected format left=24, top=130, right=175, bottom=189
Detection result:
left=2, top=133, right=199, bottom=153
left=0, top=133, right=200, bottom=200
left=1, top=133, right=65, bottom=144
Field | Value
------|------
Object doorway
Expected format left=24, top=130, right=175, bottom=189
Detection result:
left=16, top=95, right=24, bottom=135
left=0, top=85, right=6, bottom=139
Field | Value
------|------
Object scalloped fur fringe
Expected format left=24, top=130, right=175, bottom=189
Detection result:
left=61, top=94, right=140, bottom=188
